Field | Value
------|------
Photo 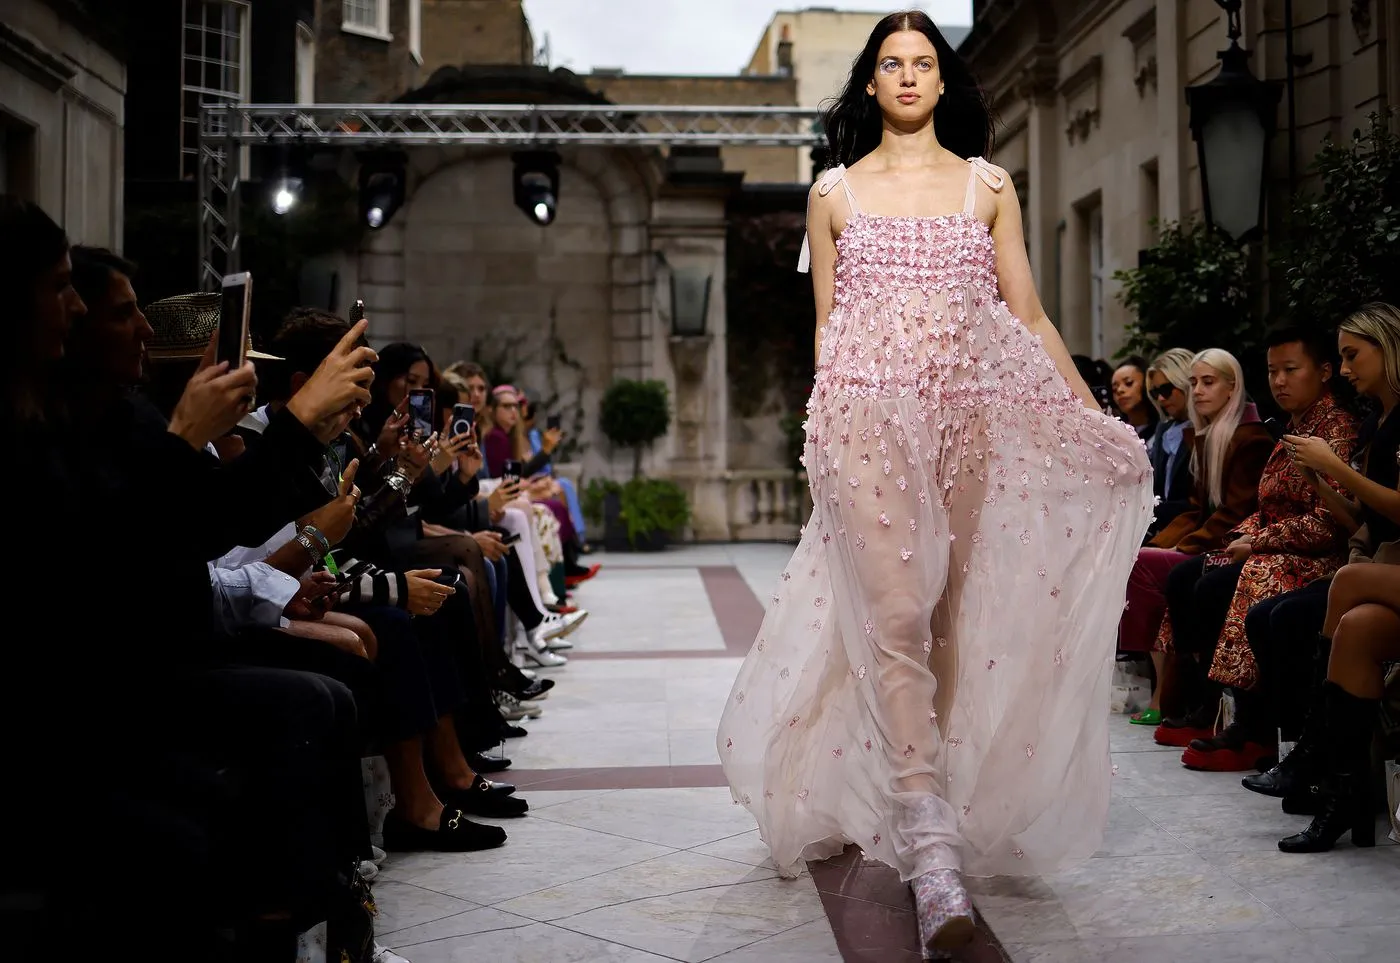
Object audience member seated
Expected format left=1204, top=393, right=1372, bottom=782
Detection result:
left=1119, top=348, right=1272, bottom=727
left=1277, top=561, right=1399, bottom=852
left=520, top=388, right=596, bottom=560
left=5, top=197, right=378, bottom=961
left=1245, top=303, right=1400, bottom=809
left=1145, top=347, right=1196, bottom=537
left=1171, top=327, right=1357, bottom=771
left=482, top=384, right=597, bottom=591
left=1113, top=354, right=1159, bottom=441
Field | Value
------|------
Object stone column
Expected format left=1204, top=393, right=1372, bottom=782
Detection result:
left=648, top=156, right=739, bottom=541
left=1156, top=0, right=1188, bottom=224
left=1019, top=48, right=1060, bottom=324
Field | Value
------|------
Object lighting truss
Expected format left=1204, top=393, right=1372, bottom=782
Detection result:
left=196, top=102, right=825, bottom=288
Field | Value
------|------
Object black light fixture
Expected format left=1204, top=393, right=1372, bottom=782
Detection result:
left=1185, top=0, right=1281, bottom=241
left=359, top=152, right=407, bottom=230
left=513, top=151, right=560, bottom=226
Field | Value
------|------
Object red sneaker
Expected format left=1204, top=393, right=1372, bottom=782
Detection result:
left=1181, top=742, right=1271, bottom=772
left=1181, top=725, right=1272, bottom=772
left=1153, top=724, right=1213, bottom=748
left=564, top=564, right=601, bottom=588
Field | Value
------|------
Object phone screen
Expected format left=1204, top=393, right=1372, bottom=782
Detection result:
left=407, top=388, right=435, bottom=440
left=218, top=272, right=251, bottom=367
left=503, top=459, right=525, bottom=481
left=546, top=413, right=562, bottom=432
left=451, top=403, right=476, bottom=438
left=1263, top=417, right=1288, bottom=443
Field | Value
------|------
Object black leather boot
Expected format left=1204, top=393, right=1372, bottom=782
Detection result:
left=1245, top=694, right=1322, bottom=797
left=1278, top=682, right=1378, bottom=854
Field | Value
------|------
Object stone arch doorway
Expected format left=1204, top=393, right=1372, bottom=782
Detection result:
left=376, top=146, right=655, bottom=481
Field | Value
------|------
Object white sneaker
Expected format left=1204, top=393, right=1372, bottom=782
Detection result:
left=372, top=945, right=411, bottom=963
left=529, top=610, right=588, bottom=649
left=358, top=859, right=379, bottom=882
left=519, top=629, right=568, bottom=667
left=370, top=844, right=387, bottom=866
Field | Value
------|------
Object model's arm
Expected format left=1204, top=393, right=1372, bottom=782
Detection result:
left=806, top=182, right=838, bottom=367
left=989, top=170, right=1098, bottom=410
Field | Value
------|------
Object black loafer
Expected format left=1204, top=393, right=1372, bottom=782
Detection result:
left=467, top=752, right=512, bottom=774
left=382, top=808, right=507, bottom=852
left=443, top=778, right=530, bottom=818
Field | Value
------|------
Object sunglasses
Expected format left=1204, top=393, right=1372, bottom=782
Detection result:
left=1150, top=383, right=1179, bottom=400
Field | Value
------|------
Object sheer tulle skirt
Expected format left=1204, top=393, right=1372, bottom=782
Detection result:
left=717, top=293, right=1153, bottom=881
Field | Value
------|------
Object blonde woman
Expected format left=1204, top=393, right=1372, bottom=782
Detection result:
left=1145, top=347, right=1197, bottom=535
left=1273, top=303, right=1400, bottom=852
left=1120, top=349, right=1272, bottom=729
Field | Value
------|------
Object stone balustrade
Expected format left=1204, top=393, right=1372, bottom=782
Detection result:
left=724, top=469, right=809, bottom=542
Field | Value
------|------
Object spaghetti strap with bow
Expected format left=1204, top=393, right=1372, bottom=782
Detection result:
left=798, top=158, right=1006, bottom=273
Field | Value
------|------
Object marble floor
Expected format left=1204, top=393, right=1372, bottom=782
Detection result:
left=374, top=544, right=1399, bottom=963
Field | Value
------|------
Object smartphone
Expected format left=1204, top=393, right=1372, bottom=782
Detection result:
left=1203, top=551, right=1232, bottom=569
left=501, top=531, right=522, bottom=545
left=451, top=403, right=476, bottom=439
left=349, top=298, right=365, bottom=323
left=546, top=413, right=562, bottom=432
left=327, top=435, right=350, bottom=473
left=502, top=458, right=526, bottom=481
left=1263, top=417, right=1288, bottom=443
left=217, top=272, right=252, bottom=367
left=407, top=388, right=434, bottom=440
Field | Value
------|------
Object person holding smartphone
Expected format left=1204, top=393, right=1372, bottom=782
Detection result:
left=10, top=210, right=378, bottom=959
left=1170, top=327, right=1358, bottom=774
left=522, top=393, right=590, bottom=553
left=1117, top=349, right=1272, bottom=737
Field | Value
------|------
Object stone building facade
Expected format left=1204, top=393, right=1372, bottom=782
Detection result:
left=962, top=0, right=1400, bottom=358
left=0, top=0, right=126, bottom=246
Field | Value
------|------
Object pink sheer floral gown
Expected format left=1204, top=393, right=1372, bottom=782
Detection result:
left=717, top=159, right=1154, bottom=881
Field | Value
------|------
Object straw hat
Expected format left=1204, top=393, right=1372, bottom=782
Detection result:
left=144, top=292, right=282, bottom=362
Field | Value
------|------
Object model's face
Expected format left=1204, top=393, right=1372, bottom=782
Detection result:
left=867, top=30, right=943, bottom=122
left=1111, top=364, right=1146, bottom=413
left=1338, top=331, right=1385, bottom=399
left=1190, top=361, right=1234, bottom=422
left=1148, top=370, right=1187, bottom=420
left=1266, top=341, right=1329, bottom=417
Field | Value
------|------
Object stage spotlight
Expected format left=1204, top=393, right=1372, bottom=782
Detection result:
left=513, top=151, right=560, bottom=226
left=359, top=153, right=407, bottom=230
left=271, top=176, right=303, bottom=215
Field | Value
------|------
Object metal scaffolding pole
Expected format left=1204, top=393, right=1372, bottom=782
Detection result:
left=196, top=102, right=826, bottom=288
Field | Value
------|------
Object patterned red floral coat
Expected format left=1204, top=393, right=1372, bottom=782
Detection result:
left=1208, top=393, right=1358, bottom=688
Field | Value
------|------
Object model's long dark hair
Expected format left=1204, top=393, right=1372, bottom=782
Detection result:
left=821, top=10, right=993, bottom=168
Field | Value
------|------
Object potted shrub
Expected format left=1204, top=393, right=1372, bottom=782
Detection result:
left=592, top=378, right=690, bottom=550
